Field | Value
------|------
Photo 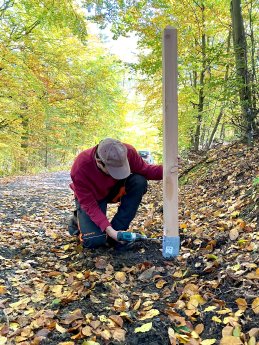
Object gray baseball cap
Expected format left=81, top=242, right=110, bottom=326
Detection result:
left=97, top=138, right=130, bottom=179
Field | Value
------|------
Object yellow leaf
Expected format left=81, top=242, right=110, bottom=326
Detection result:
left=176, top=333, right=191, bottom=343
left=220, top=336, right=242, bottom=345
left=201, top=339, right=216, bottom=345
left=63, top=244, right=70, bottom=251
left=9, top=297, right=31, bottom=310
left=212, top=316, right=222, bottom=323
left=76, top=272, right=84, bottom=279
left=134, top=322, right=152, bottom=333
left=81, top=326, right=92, bottom=336
left=248, top=336, right=256, bottom=345
left=82, top=341, right=100, bottom=345
left=191, top=331, right=200, bottom=339
left=251, top=297, right=259, bottom=314
left=9, top=322, right=20, bottom=330
left=120, top=312, right=133, bottom=322
left=100, top=329, right=111, bottom=340
left=133, top=299, right=141, bottom=310
left=139, top=309, right=160, bottom=320
left=115, top=272, right=127, bottom=283
left=180, top=223, right=187, bottom=229
left=217, top=308, right=232, bottom=315
left=0, top=336, right=7, bottom=345
left=0, top=286, right=7, bottom=295
left=189, top=294, right=206, bottom=307
left=231, top=211, right=240, bottom=218
left=99, top=315, right=108, bottom=322
left=156, top=279, right=167, bottom=289
left=56, top=323, right=67, bottom=333
left=58, top=342, right=74, bottom=345
left=204, top=306, right=217, bottom=312
left=173, top=270, right=183, bottom=278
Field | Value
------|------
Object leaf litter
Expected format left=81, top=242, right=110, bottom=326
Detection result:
left=0, top=141, right=258, bottom=344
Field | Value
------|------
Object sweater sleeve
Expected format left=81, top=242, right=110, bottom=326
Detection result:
left=127, top=145, right=163, bottom=180
left=72, top=175, right=111, bottom=232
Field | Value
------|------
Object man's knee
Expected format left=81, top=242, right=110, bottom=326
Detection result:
left=81, top=233, right=107, bottom=249
left=126, top=174, right=147, bottom=194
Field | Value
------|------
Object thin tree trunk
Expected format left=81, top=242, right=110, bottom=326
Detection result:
left=193, top=4, right=206, bottom=152
left=207, top=31, right=231, bottom=149
left=230, top=0, right=255, bottom=144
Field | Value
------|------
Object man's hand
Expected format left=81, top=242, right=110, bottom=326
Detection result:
left=105, top=226, right=120, bottom=241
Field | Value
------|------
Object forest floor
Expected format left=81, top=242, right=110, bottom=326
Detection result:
left=0, top=140, right=258, bottom=345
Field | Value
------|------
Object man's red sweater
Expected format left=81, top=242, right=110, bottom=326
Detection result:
left=70, top=143, right=163, bottom=231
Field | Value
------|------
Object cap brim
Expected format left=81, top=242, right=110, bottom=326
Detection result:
left=106, top=159, right=130, bottom=180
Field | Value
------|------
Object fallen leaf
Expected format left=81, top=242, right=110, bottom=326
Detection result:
left=95, top=257, right=107, bottom=269
left=138, top=267, right=155, bottom=281
left=212, top=316, right=222, bottom=323
left=204, top=306, right=217, bottom=312
left=109, top=315, right=123, bottom=328
left=248, top=328, right=259, bottom=337
left=112, top=328, right=126, bottom=342
left=0, top=286, right=7, bottom=295
left=100, top=329, right=111, bottom=340
left=251, top=297, right=259, bottom=314
left=201, top=339, right=216, bottom=345
left=134, top=322, right=153, bottom=333
left=0, top=336, right=7, bottom=345
left=235, top=298, right=247, bottom=311
left=81, top=326, right=92, bottom=336
left=133, top=299, right=141, bottom=310
left=56, top=323, right=67, bottom=333
left=220, top=336, right=242, bottom=345
left=156, top=279, right=167, bottom=289
left=90, top=320, right=101, bottom=329
left=168, top=327, right=177, bottom=345
left=222, top=326, right=234, bottom=337
left=195, top=323, right=204, bottom=335
left=139, top=309, right=160, bottom=320
left=229, top=228, right=239, bottom=241
left=248, top=336, right=256, bottom=345
left=115, top=272, right=127, bottom=283
left=233, top=326, right=241, bottom=337
left=183, top=283, right=199, bottom=296
left=9, top=297, right=31, bottom=310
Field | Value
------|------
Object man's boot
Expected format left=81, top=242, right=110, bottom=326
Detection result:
left=68, top=212, right=79, bottom=236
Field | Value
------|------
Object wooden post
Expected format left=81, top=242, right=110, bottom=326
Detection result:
left=162, top=26, right=180, bottom=258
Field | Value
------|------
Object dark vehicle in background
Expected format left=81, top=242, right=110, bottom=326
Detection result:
left=138, top=150, right=154, bottom=164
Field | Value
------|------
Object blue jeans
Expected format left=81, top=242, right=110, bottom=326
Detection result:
left=75, top=174, right=147, bottom=248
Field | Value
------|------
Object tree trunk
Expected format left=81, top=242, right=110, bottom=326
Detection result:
left=207, top=31, right=231, bottom=149
left=193, top=4, right=206, bottom=152
left=230, top=0, right=255, bottom=144
left=248, top=0, right=258, bottom=134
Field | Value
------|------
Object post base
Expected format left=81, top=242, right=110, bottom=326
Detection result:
left=162, top=235, right=180, bottom=258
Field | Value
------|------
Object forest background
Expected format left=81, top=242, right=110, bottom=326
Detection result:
left=0, top=0, right=258, bottom=177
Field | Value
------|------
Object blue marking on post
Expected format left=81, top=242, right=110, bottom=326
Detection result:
left=162, top=235, right=180, bottom=258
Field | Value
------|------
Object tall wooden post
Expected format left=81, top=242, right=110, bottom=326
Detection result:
left=162, top=26, right=180, bottom=258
